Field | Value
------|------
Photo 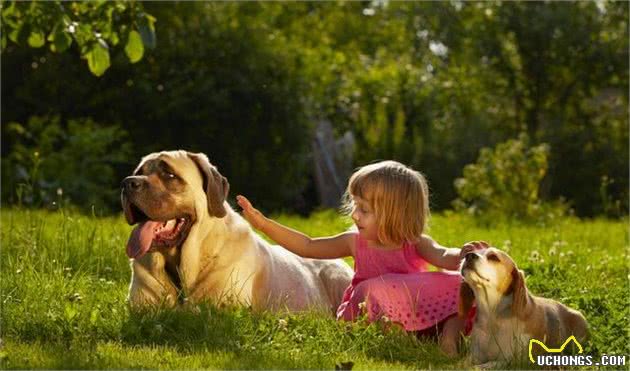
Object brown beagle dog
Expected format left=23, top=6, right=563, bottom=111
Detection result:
left=459, top=247, right=588, bottom=367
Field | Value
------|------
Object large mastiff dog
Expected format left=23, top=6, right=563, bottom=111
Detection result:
left=121, top=150, right=353, bottom=312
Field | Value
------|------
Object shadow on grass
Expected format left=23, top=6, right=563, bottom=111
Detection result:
left=115, top=302, right=454, bottom=369
left=120, top=303, right=243, bottom=349
left=117, top=303, right=316, bottom=369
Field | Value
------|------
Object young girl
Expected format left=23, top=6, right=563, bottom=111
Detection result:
left=236, top=160, right=486, bottom=356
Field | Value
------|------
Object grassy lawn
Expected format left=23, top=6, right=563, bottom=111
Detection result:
left=1, top=208, right=628, bottom=369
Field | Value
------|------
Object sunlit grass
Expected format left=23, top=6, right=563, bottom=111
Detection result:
left=1, top=208, right=627, bottom=369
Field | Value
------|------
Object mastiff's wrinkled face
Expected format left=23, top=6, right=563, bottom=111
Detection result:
left=121, top=151, right=229, bottom=259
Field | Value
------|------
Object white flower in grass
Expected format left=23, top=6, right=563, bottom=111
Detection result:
left=278, top=319, right=288, bottom=331
left=528, top=250, right=541, bottom=263
left=429, top=41, right=448, bottom=57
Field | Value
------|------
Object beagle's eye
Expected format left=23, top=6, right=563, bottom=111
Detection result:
left=487, top=254, right=500, bottom=262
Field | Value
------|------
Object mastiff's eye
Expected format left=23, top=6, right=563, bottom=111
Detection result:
left=158, top=160, right=178, bottom=179
left=487, top=253, right=500, bottom=262
left=160, top=166, right=177, bottom=180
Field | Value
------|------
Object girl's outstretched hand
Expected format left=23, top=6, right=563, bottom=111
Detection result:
left=236, top=195, right=268, bottom=230
left=459, top=240, right=489, bottom=259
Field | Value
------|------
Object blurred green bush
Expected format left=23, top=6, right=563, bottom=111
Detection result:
left=1, top=2, right=627, bottom=217
left=2, top=115, right=131, bottom=212
left=453, top=134, right=568, bottom=222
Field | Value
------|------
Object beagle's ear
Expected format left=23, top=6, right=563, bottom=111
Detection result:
left=459, top=280, right=475, bottom=318
left=510, top=268, right=529, bottom=318
left=188, top=152, right=230, bottom=218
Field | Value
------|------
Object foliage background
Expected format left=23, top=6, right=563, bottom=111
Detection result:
left=2, top=1, right=628, bottom=217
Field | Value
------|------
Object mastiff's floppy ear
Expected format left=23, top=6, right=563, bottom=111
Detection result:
left=188, top=152, right=230, bottom=218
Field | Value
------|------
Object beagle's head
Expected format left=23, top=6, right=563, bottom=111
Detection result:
left=459, top=247, right=528, bottom=317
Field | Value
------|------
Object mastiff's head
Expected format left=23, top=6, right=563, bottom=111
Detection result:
left=121, top=150, right=229, bottom=259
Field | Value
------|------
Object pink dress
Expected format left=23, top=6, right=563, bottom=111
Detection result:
left=336, top=233, right=471, bottom=332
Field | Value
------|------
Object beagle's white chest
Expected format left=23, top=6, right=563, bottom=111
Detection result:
left=470, top=318, right=532, bottom=364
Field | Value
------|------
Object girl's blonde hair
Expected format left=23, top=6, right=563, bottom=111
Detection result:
left=342, top=160, right=430, bottom=246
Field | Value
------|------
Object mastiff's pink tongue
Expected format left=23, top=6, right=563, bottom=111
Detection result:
left=126, top=221, right=161, bottom=259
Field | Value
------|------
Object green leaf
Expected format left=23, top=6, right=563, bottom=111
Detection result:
left=48, top=26, right=72, bottom=53
left=1, top=1, right=16, bottom=19
left=9, top=23, right=30, bottom=45
left=124, top=30, right=144, bottom=63
left=86, top=42, right=110, bottom=77
left=109, top=32, right=119, bottom=47
left=28, top=30, right=45, bottom=48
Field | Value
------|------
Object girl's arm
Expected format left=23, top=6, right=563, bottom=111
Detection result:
left=236, top=195, right=354, bottom=259
left=415, top=236, right=488, bottom=271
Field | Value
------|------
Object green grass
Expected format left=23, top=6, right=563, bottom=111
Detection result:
left=1, top=208, right=628, bottom=369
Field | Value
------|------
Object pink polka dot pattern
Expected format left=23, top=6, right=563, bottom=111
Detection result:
left=338, top=272, right=464, bottom=330
left=336, top=233, right=473, bottom=332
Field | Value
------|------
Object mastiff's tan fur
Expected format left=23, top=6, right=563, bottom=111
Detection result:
left=121, top=150, right=353, bottom=312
